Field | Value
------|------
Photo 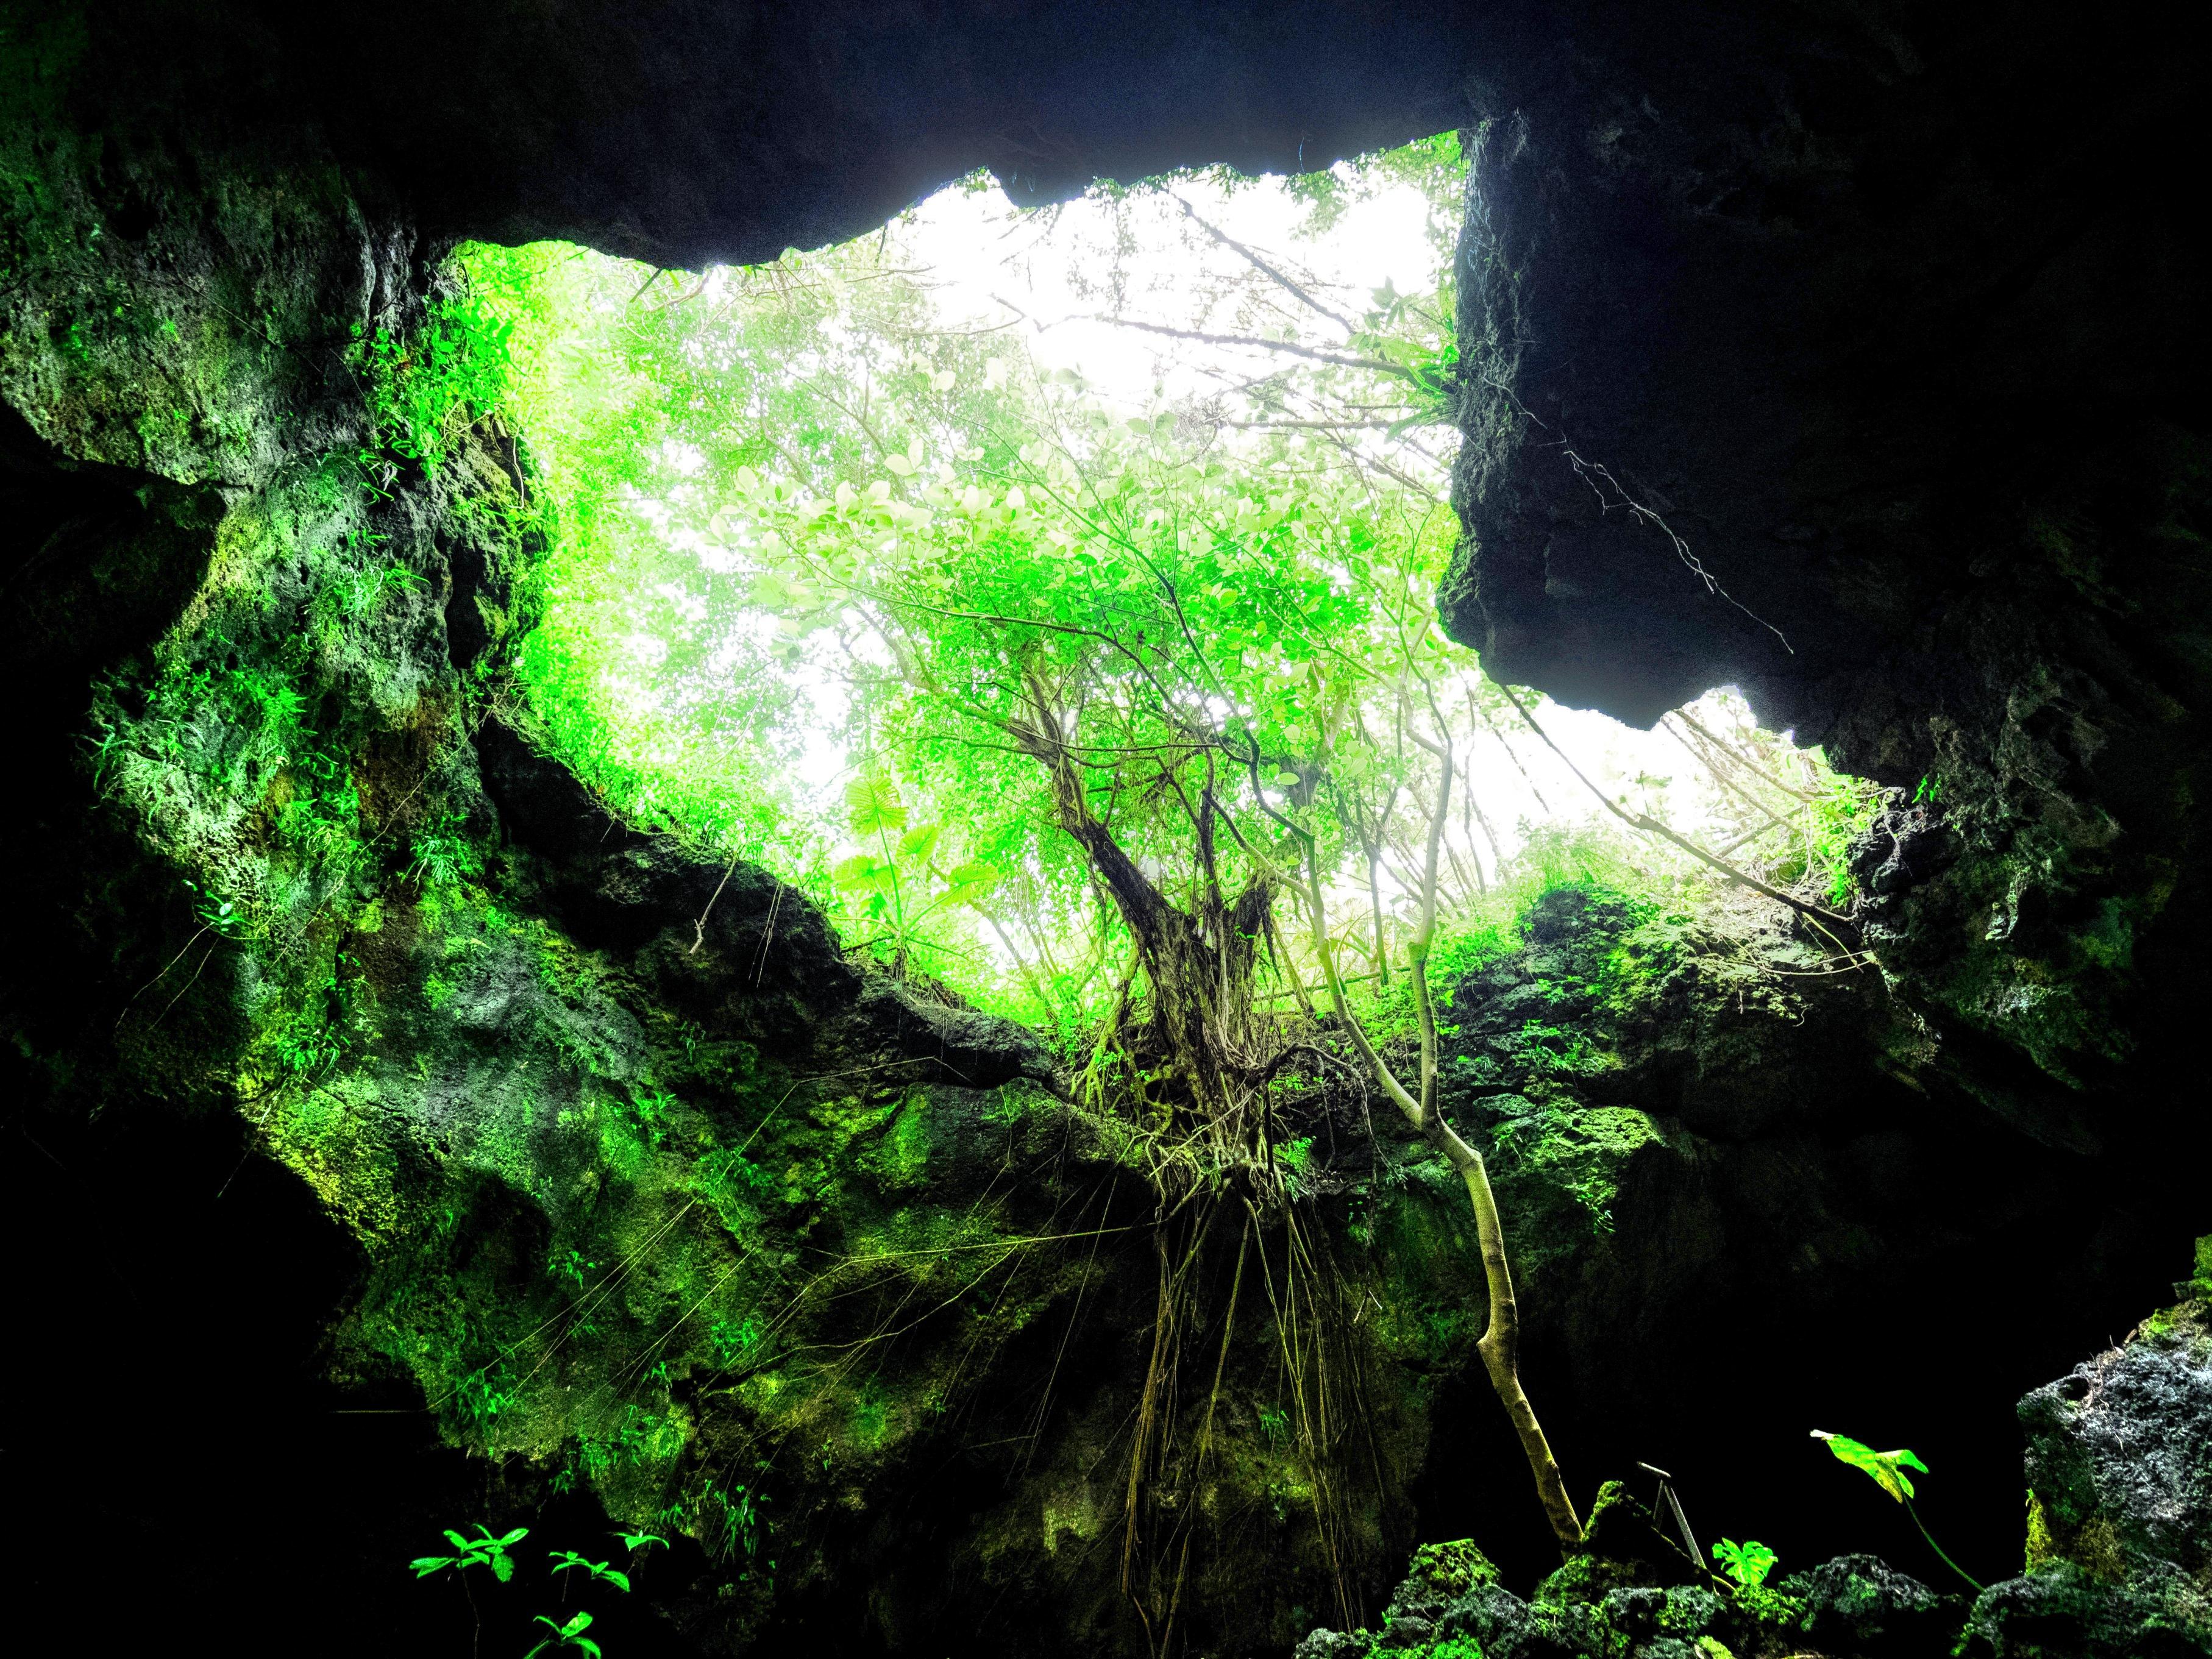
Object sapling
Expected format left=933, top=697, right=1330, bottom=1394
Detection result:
left=410, top=1524, right=528, bottom=1658
left=550, top=1551, right=632, bottom=1594
left=1712, top=1538, right=1777, bottom=1590
left=1297, top=702, right=1582, bottom=1549
left=1812, top=1430, right=1983, bottom=1592
left=527, top=1610, right=602, bottom=1658
left=410, top=1524, right=528, bottom=1583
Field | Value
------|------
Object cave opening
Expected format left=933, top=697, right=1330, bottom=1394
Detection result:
left=7, top=9, right=2206, bottom=1657
left=368, top=138, right=2185, bottom=1621
left=464, top=139, right=1883, bottom=1037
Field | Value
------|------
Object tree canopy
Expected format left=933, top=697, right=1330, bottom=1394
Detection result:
left=460, top=136, right=1876, bottom=1036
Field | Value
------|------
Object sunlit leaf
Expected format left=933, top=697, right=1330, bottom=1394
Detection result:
left=832, top=854, right=894, bottom=893
left=844, top=776, right=907, bottom=837
left=1812, top=1430, right=1928, bottom=1503
left=940, top=859, right=1000, bottom=908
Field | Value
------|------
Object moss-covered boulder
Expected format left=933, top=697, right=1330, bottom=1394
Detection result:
left=1961, top=1244, right=2212, bottom=1657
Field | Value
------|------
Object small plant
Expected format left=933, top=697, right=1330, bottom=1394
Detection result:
left=1712, top=1537, right=1777, bottom=1590
left=407, top=815, right=483, bottom=888
left=549, top=1551, right=631, bottom=1593
left=410, top=1524, right=530, bottom=1583
left=1812, top=1429, right=1983, bottom=1592
left=454, top=1363, right=519, bottom=1429
left=526, top=1610, right=602, bottom=1658
left=611, top=1529, right=668, bottom=1554
left=828, top=776, right=998, bottom=976
left=363, top=292, right=514, bottom=468
left=709, top=1315, right=765, bottom=1366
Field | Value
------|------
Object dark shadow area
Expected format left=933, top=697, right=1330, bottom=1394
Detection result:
left=1410, top=1190, right=2194, bottom=1595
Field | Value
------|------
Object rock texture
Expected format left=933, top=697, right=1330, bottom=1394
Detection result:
left=1290, top=1502, right=1967, bottom=1658
left=1962, top=1245, right=2212, bottom=1657
left=1295, top=1259, right=2212, bottom=1657
left=1443, top=7, right=2212, bottom=1169
left=5, top=2, right=2208, bottom=1656
left=1396, top=886, right=2190, bottom=1586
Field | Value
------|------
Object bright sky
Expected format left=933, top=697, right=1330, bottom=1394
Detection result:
left=898, top=172, right=1442, bottom=406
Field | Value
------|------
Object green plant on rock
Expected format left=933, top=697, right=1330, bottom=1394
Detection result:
left=454, top=1361, right=520, bottom=1432
left=830, top=775, right=998, bottom=979
left=407, top=814, right=483, bottom=887
left=1711, top=1537, right=1776, bottom=1590
left=361, top=290, right=513, bottom=470
left=1812, top=1429, right=1983, bottom=1592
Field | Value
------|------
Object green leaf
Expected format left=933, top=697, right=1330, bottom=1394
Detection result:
left=884, top=453, right=915, bottom=477
left=1812, top=1430, right=1928, bottom=1503
left=500, top=1528, right=530, bottom=1546
left=832, top=854, right=895, bottom=893
left=844, top=775, right=908, bottom=837
left=939, top=859, right=1000, bottom=909
left=612, top=1530, right=668, bottom=1552
left=897, top=823, right=941, bottom=862
left=602, top=1568, right=631, bottom=1593
left=1712, top=1538, right=1777, bottom=1590
left=410, top=1556, right=455, bottom=1577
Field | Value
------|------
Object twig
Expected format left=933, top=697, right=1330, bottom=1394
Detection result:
left=1493, top=683, right=1855, bottom=932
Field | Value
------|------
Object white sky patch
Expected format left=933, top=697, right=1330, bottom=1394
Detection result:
left=898, top=174, right=1438, bottom=407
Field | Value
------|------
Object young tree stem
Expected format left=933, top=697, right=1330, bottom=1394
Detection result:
left=1301, top=744, right=1584, bottom=1552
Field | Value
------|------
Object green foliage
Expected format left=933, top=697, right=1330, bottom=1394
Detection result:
left=550, top=1551, right=631, bottom=1593
left=362, top=291, right=513, bottom=469
left=1804, top=770, right=1883, bottom=906
left=712, top=1479, right=773, bottom=1566
left=527, top=1610, right=602, bottom=1659
left=611, top=1530, right=668, bottom=1555
left=828, top=776, right=999, bottom=973
left=1814, top=1428, right=1983, bottom=1593
left=1812, top=1430, right=1927, bottom=1503
left=460, top=135, right=1878, bottom=1056
left=455, top=1361, right=521, bottom=1430
left=709, top=1315, right=766, bottom=1366
left=1712, top=1537, right=1777, bottom=1590
left=407, top=814, right=483, bottom=888
left=411, top=1524, right=529, bottom=1583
